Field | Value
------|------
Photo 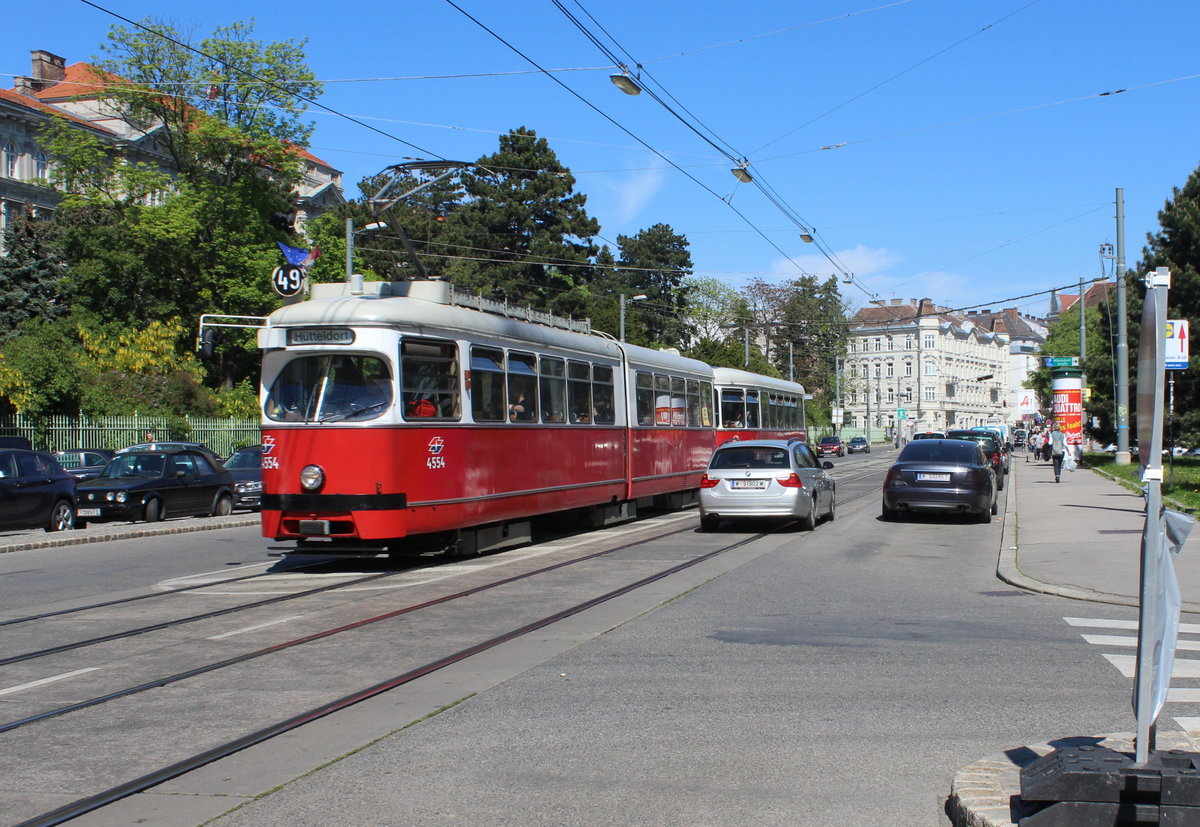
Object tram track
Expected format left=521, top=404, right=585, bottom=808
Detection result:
left=16, top=525, right=773, bottom=827
left=0, top=518, right=704, bottom=734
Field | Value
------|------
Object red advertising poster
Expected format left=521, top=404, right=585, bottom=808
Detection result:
left=1052, top=377, right=1083, bottom=446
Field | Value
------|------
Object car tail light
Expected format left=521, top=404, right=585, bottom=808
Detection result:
left=883, top=467, right=903, bottom=489
left=700, top=474, right=719, bottom=489
left=776, top=473, right=804, bottom=488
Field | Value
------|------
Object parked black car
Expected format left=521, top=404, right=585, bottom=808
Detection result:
left=224, top=445, right=263, bottom=510
left=882, top=438, right=997, bottom=523
left=0, top=448, right=77, bottom=532
left=75, top=447, right=235, bottom=526
left=53, top=448, right=117, bottom=482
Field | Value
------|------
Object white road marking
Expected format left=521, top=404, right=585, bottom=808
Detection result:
left=1101, top=653, right=1200, bottom=679
left=188, top=512, right=701, bottom=596
left=207, top=616, right=304, bottom=640
left=0, top=668, right=99, bottom=697
left=1066, top=616, right=1200, bottom=635
left=1082, top=634, right=1200, bottom=652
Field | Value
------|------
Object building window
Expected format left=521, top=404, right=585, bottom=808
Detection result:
left=924, top=386, right=936, bottom=402
left=887, top=336, right=894, bottom=351
left=905, top=361, right=913, bottom=377
left=886, top=363, right=894, bottom=378
left=874, top=337, right=882, bottom=352
left=924, top=334, right=936, bottom=349
left=2, top=142, right=16, bottom=178
left=924, top=360, right=938, bottom=375
left=33, top=150, right=49, bottom=180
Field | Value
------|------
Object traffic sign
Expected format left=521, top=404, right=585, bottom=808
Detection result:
left=1043, top=356, right=1079, bottom=367
left=271, top=265, right=306, bottom=297
left=896, top=408, right=907, bottom=420
left=1166, top=319, right=1189, bottom=370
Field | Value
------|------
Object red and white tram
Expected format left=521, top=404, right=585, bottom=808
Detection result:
left=257, top=279, right=736, bottom=557
left=712, top=367, right=808, bottom=445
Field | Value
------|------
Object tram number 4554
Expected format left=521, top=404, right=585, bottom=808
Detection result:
left=426, top=456, right=446, bottom=470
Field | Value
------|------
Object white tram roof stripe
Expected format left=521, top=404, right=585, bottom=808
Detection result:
left=712, top=366, right=806, bottom=396
left=263, top=279, right=714, bottom=377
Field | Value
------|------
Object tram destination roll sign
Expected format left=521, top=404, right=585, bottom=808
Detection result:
left=287, top=328, right=356, bottom=346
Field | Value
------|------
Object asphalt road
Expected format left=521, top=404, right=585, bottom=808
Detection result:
left=0, top=450, right=1140, bottom=826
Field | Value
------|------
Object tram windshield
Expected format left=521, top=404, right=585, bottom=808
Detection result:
left=265, top=355, right=393, bottom=423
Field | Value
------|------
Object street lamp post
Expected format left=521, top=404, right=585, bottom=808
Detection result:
left=345, top=218, right=387, bottom=282
left=619, top=294, right=647, bottom=342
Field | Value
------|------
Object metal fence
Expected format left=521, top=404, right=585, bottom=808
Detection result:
left=0, top=414, right=261, bottom=458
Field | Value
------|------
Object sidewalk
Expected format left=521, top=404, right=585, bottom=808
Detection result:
left=952, top=452, right=1200, bottom=827
left=997, top=450, right=1200, bottom=614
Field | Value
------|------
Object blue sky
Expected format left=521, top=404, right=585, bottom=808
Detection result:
left=6, top=0, right=1200, bottom=319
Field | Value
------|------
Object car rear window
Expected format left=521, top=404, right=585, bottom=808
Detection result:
left=898, top=440, right=977, bottom=463
left=710, top=447, right=791, bottom=469
left=945, top=431, right=997, bottom=452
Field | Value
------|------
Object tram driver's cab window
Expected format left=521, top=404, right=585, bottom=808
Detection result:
left=401, top=339, right=460, bottom=420
left=265, top=354, right=393, bottom=423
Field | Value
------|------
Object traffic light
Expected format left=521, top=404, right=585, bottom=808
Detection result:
left=198, top=328, right=216, bottom=359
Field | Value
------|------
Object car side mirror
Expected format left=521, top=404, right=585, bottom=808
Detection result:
left=822, top=461, right=834, bottom=469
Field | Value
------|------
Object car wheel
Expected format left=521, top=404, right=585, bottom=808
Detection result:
left=700, top=514, right=720, bottom=532
left=800, top=496, right=817, bottom=531
left=996, top=474, right=1004, bottom=491
left=212, top=493, right=234, bottom=517
left=825, top=495, right=836, bottom=523
left=144, top=498, right=163, bottom=523
left=881, top=502, right=897, bottom=521
left=46, top=499, right=75, bottom=532
left=991, top=497, right=999, bottom=516
left=978, top=507, right=992, bottom=524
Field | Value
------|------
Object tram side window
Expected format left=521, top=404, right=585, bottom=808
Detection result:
left=470, top=347, right=505, bottom=422
left=745, top=390, right=760, bottom=428
left=686, top=380, right=701, bottom=427
left=540, top=357, right=566, bottom=423
left=568, top=361, right=592, bottom=423
left=766, top=394, right=779, bottom=429
left=507, top=352, right=538, bottom=422
left=635, top=373, right=655, bottom=425
left=654, top=375, right=671, bottom=426
left=670, top=377, right=687, bottom=426
left=401, top=339, right=460, bottom=420
left=721, top=389, right=745, bottom=428
left=699, top=381, right=713, bottom=427
left=593, top=365, right=615, bottom=424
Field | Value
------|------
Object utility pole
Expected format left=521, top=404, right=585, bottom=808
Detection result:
left=1115, top=188, right=1131, bottom=465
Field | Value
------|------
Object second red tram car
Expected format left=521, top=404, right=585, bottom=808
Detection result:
left=255, top=279, right=806, bottom=557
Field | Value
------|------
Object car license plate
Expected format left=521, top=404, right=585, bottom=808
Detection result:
left=77, top=508, right=101, bottom=517
left=730, top=479, right=768, bottom=490
left=916, top=473, right=950, bottom=482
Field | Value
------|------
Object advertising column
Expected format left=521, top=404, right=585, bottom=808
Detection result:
left=1051, top=366, right=1084, bottom=456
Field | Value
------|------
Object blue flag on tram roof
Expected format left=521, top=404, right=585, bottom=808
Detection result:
left=277, top=241, right=320, bottom=268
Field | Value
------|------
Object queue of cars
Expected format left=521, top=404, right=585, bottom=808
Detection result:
left=0, top=440, right=263, bottom=534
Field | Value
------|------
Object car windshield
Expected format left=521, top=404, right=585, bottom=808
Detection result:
left=265, top=354, right=394, bottom=423
left=946, top=432, right=997, bottom=452
left=100, top=453, right=167, bottom=479
left=897, top=441, right=977, bottom=463
left=225, top=450, right=261, bottom=470
left=710, top=447, right=791, bottom=470
left=819, top=437, right=839, bottom=444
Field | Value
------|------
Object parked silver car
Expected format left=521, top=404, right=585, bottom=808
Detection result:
left=699, top=439, right=836, bottom=532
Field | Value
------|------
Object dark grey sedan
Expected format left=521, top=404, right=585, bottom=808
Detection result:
left=881, top=439, right=997, bottom=523
left=76, top=448, right=235, bottom=526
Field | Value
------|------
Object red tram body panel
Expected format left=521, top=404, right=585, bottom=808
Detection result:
left=255, top=280, right=805, bottom=555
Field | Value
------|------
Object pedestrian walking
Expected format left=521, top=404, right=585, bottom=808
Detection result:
left=1049, top=423, right=1067, bottom=482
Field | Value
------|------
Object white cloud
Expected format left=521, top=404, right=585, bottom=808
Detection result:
left=607, top=163, right=667, bottom=225
left=768, top=243, right=902, bottom=279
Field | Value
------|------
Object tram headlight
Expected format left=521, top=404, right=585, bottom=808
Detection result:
left=299, top=465, right=325, bottom=491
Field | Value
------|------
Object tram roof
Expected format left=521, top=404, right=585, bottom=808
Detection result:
left=263, top=279, right=712, bottom=375
left=711, top=366, right=806, bottom=396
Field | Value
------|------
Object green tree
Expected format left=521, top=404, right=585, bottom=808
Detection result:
left=0, top=211, right=70, bottom=342
left=441, top=128, right=600, bottom=317
left=39, top=17, right=324, bottom=389
left=615, top=224, right=692, bottom=348
left=775, top=275, right=848, bottom=396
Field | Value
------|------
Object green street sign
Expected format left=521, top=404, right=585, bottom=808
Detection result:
left=897, top=408, right=907, bottom=420
left=1043, top=356, right=1079, bottom=367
